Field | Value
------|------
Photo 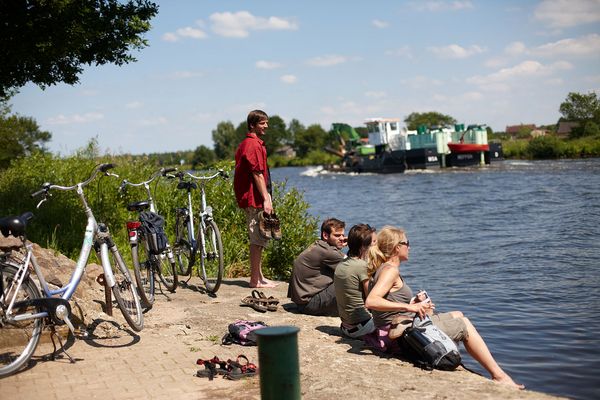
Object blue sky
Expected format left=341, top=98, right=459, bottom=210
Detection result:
left=10, top=0, right=600, bottom=155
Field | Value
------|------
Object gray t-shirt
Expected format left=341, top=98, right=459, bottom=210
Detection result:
left=334, top=257, right=371, bottom=325
left=288, top=239, right=345, bottom=305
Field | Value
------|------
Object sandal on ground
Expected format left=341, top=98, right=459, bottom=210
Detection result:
left=251, top=290, right=279, bottom=311
left=224, top=355, right=258, bottom=380
left=241, top=296, right=268, bottom=312
left=196, top=356, right=229, bottom=380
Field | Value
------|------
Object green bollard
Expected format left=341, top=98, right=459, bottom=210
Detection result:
left=255, top=326, right=301, bottom=400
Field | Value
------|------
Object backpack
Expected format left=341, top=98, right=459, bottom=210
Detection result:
left=400, top=316, right=462, bottom=371
left=139, top=211, right=168, bottom=255
left=222, top=320, right=268, bottom=346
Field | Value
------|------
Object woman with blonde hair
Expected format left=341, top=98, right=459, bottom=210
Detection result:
left=365, top=226, right=524, bottom=389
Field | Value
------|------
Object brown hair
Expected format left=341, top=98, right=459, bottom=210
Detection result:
left=367, top=226, right=405, bottom=277
left=247, top=110, right=269, bottom=130
left=347, top=224, right=376, bottom=258
left=320, top=217, right=345, bottom=239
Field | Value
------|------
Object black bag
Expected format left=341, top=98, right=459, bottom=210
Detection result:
left=400, top=316, right=462, bottom=371
left=139, top=211, right=168, bottom=255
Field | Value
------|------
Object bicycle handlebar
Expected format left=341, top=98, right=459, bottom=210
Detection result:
left=178, top=169, right=229, bottom=182
left=31, top=163, right=118, bottom=203
left=118, top=167, right=179, bottom=191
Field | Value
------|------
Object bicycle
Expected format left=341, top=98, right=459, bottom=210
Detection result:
left=171, top=169, right=227, bottom=294
left=0, top=163, right=143, bottom=378
left=118, top=167, right=178, bottom=307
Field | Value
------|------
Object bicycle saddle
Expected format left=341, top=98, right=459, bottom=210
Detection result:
left=177, top=181, right=197, bottom=190
left=0, top=212, right=34, bottom=237
left=127, top=201, right=151, bottom=212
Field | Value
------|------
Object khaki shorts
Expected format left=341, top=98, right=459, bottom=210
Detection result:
left=431, top=312, right=468, bottom=342
left=244, top=207, right=270, bottom=248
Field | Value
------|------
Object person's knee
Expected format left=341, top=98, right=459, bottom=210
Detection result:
left=449, top=310, right=464, bottom=318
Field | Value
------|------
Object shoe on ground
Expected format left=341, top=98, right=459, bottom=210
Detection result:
left=258, top=211, right=272, bottom=239
left=269, top=212, right=282, bottom=240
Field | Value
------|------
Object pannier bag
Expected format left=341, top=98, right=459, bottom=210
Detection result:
left=139, top=211, right=168, bottom=255
left=222, top=320, right=268, bottom=346
left=400, top=316, right=462, bottom=371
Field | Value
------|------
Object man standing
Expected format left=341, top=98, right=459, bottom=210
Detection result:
left=234, top=109, right=276, bottom=288
left=288, top=218, right=346, bottom=316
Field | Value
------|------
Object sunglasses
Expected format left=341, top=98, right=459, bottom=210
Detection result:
left=398, top=240, right=410, bottom=247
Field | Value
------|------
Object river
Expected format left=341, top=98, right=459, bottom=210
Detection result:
left=271, top=158, right=600, bottom=400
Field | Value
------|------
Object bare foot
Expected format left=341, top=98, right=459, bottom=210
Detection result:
left=249, top=279, right=279, bottom=288
left=493, top=375, right=525, bottom=390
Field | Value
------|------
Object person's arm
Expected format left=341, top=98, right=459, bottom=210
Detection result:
left=252, top=171, right=273, bottom=214
left=365, top=265, right=433, bottom=318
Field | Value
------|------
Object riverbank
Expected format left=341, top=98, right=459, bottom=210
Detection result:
left=0, top=238, right=566, bottom=400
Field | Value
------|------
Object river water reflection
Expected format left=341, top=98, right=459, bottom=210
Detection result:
left=271, top=159, right=600, bottom=400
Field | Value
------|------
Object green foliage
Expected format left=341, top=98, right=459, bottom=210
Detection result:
left=212, top=121, right=239, bottom=160
left=404, top=112, right=457, bottom=130
left=0, top=108, right=52, bottom=169
left=559, top=92, right=600, bottom=123
left=0, top=152, right=317, bottom=281
left=526, top=136, right=565, bottom=159
left=262, top=115, right=290, bottom=154
left=501, top=135, right=600, bottom=159
left=191, top=145, right=216, bottom=169
left=0, top=0, right=158, bottom=97
left=294, top=124, right=328, bottom=157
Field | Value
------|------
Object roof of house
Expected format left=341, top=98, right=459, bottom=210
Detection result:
left=556, top=121, right=579, bottom=135
left=505, top=124, right=536, bottom=134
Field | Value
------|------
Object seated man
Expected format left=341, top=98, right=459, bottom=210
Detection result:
left=334, top=224, right=377, bottom=338
left=288, top=218, right=346, bottom=316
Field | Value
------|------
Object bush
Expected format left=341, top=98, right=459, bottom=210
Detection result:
left=0, top=153, right=317, bottom=281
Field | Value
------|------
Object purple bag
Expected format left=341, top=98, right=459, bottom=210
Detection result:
left=222, top=320, right=268, bottom=346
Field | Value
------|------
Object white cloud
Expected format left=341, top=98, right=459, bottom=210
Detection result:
left=428, top=44, right=486, bottom=59
left=400, top=76, right=443, bottom=89
left=365, top=91, right=387, bottom=99
left=256, top=60, right=282, bottom=69
left=505, top=41, right=527, bottom=56
left=306, top=55, right=349, bottom=67
left=210, top=11, right=298, bottom=38
left=534, top=0, right=600, bottom=28
left=162, top=32, right=179, bottom=42
left=176, top=27, right=208, bottom=39
left=125, top=101, right=143, bottom=109
left=280, top=75, right=297, bottom=84
left=139, top=117, right=168, bottom=126
left=410, top=1, right=474, bottom=12
left=372, top=19, right=389, bottom=28
left=46, top=112, right=104, bottom=125
left=467, top=60, right=573, bottom=88
left=170, top=71, right=204, bottom=79
left=385, top=46, right=414, bottom=59
left=531, top=33, right=600, bottom=56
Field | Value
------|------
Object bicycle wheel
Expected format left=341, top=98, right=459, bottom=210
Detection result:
left=174, top=238, right=194, bottom=276
left=198, top=219, right=224, bottom=294
left=131, top=238, right=155, bottom=308
left=155, top=248, right=177, bottom=292
left=0, top=263, right=44, bottom=378
left=109, top=248, right=144, bottom=332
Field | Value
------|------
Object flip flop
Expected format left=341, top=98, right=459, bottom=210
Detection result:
left=241, top=296, right=268, bottom=312
left=224, top=355, right=258, bottom=380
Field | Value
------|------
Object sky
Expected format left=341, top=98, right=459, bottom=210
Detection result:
left=10, top=0, right=600, bottom=155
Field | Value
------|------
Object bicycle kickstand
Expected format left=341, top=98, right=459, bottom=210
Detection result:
left=49, top=325, right=76, bottom=364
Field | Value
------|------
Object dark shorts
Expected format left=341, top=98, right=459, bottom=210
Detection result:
left=297, top=284, right=338, bottom=317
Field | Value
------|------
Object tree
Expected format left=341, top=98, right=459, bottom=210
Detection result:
left=294, top=124, right=328, bottom=157
left=0, top=109, right=52, bottom=169
left=404, top=112, right=457, bottom=130
left=559, top=92, right=600, bottom=138
left=212, top=121, right=238, bottom=160
left=286, top=119, right=306, bottom=148
left=0, top=0, right=158, bottom=99
left=262, top=115, right=289, bottom=154
left=191, top=145, right=216, bottom=169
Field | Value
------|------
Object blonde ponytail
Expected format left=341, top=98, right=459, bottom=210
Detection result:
left=367, top=226, right=406, bottom=277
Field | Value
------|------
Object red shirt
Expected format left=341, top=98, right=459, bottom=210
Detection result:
left=234, top=133, right=270, bottom=209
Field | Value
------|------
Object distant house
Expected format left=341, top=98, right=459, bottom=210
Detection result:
left=274, top=145, right=296, bottom=158
left=505, top=124, right=536, bottom=138
left=530, top=129, right=547, bottom=138
left=556, top=121, right=579, bottom=137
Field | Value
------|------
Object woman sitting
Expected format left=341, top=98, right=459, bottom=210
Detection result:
left=365, top=226, right=524, bottom=389
left=334, top=224, right=377, bottom=338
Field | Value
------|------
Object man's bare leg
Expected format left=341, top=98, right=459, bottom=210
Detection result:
left=249, top=243, right=277, bottom=288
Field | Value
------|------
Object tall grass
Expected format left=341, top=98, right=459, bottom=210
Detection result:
left=0, top=152, right=317, bottom=280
